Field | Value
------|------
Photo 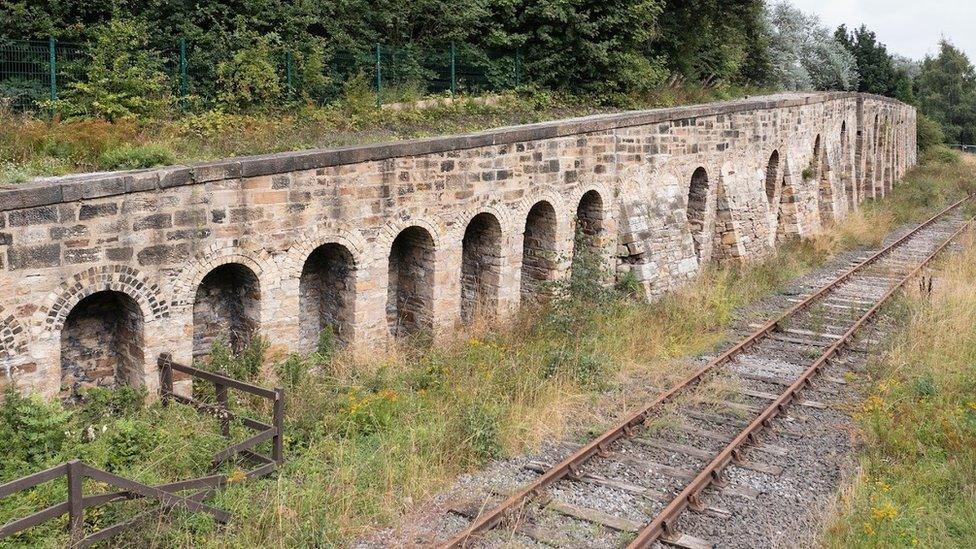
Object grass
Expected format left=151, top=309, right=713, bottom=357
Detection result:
left=823, top=230, right=976, bottom=548
left=0, top=84, right=763, bottom=184
left=1, top=151, right=971, bottom=547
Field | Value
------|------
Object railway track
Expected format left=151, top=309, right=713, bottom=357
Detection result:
left=441, top=196, right=974, bottom=549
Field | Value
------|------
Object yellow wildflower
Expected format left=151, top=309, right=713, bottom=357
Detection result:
left=871, top=502, right=899, bottom=521
left=227, top=468, right=247, bottom=484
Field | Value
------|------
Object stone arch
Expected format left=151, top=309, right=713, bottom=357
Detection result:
left=764, top=149, right=781, bottom=206
left=520, top=200, right=559, bottom=302
left=442, top=204, right=515, bottom=244
left=387, top=225, right=436, bottom=337
left=60, top=290, right=145, bottom=400
left=279, top=226, right=368, bottom=281
left=172, top=246, right=278, bottom=313
left=460, top=212, right=503, bottom=325
left=0, top=309, right=31, bottom=384
left=514, top=189, right=570, bottom=241
left=376, top=217, right=444, bottom=265
left=193, top=263, right=261, bottom=359
left=299, top=243, right=357, bottom=350
left=686, top=166, right=711, bottom=262
left=40, top=265, right=165, bottom=334
left=572, top=189, right=606, bottom=269
left=0, top=311, right=27, bottom=361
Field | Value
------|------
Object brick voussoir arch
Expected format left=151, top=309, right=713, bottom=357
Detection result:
left=514, top=189, right=569, bottom=235
left=0, top=306, right=29, bottom=360
left=37, top=265, right=167, bottom=334
left=278, top=225, right=369, bottom=280
left=441, top=203, right=516, bottom=244
left=569, top=183, right=614, bottom=218
left=171, top=244, right=280, bottom=311
left=374, top=216, right=445, bottom=264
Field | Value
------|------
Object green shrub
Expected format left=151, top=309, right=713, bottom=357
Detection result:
left=60, top=19, right=173, bottom=121
left=200, top=337, right=268, bottom=386
left=216, top=32, right=283, bottom=112
left=0, top=388, right=72, bottom=476
left=459, top=401, right=502, bottom=462
left=916, top=113, right=945, bottom=152
left=921, top=145, right=960, bottom=165
left=99, top=143, right=175, bottom=170
left=77, top=385, right=145, bottom=424
left=106, top=419, right=161, bottom=470
left=276, top=354, right=308, bottom=389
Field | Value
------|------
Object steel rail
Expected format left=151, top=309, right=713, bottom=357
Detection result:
left=441, top=195, right=972, bottom=548
left=628, top=211, right=976, bottom=548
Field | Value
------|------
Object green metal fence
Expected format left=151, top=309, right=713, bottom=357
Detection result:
left=0, top=37, right=522, bottom=114
left=0, top=39, right=87, bottom=112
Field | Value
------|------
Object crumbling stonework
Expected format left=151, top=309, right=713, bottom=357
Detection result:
left=0, top=92, right=916, bottom=399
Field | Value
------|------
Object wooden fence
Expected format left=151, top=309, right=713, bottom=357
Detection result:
left=0, top=354, right=284, bottom=546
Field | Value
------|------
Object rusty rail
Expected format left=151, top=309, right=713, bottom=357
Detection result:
left=629, top=209, right=976, bottom=547
left=442, top=195, right=973, bottom=548
left=0, top=355, right=285, bottom=546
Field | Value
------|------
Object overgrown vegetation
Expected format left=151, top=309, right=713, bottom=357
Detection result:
left=2, top=2, right=974, bottom=185
left=1, top=153, right=968, bottom=546
left=0, top=84, right=762, bottom=184
left=824, top=231, right=976, bottom=548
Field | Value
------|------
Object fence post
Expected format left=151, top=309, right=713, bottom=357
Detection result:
left=178, top=38, right=188, bottom=108
left=48, top=36, right=57, bottom=115
left=272, top=387, right=285, bottom=465
left=159, top=353, right=173, bottom=405
left=450, top=42, right=456, bottom=98
left=215, top=381, right=230, bottom=437
left=66, top=460, right=84, bottom=543
left=285, top=50, right=293, bottom=98
left=375, top=43, right=382, bottom=108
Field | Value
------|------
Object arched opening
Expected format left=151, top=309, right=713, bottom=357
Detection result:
left=299, top=243, right=356, bottom=350
left=687, top=167, right=710, bottom=262
left=841, top=121, right=854, bottom=209
left=520, top=201, right=558, bottom=302
left=461, top=213, right=503, bottom=325
left=572, top=190, right=605, bottom=278
left=812, top=135, right=834, bottom=225
left=765, top=150, right=780, bottom=205
left=387, top=226, right=435, bottom=337
left=60, top=290, right=144, bottom=400
left=193, top=263, right=261, bottom=359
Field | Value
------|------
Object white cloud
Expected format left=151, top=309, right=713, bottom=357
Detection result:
left=783, top=0, right=976, bottom=61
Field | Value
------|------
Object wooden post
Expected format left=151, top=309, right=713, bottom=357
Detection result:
left=159, top=353, right=173, bottom=405
left=215, top=382, right=230, bottom=437
left=272, top=387, right=285, bottom=465
left=66, top=460, right=84, bottom=543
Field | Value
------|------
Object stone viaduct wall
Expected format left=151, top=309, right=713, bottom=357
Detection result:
left=0, top=92, right=916, bottom=399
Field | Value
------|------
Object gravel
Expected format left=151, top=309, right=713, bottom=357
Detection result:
left=353, top=214, right=967, bottom=548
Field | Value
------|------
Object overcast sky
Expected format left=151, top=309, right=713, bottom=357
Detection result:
left=785, top=0, right=976, bottom=61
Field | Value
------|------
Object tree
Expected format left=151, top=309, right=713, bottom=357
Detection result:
left=649, top=0, right=770, bottom=86
left=835, top=25, right=898, bottom=96
left=765, top=3, right=857, bottom=91
left=915, top=40, right=976, bottom=144
left=482, top=0, right=669, bottom=97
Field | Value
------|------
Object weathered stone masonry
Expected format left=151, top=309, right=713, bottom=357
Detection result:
left=0, top=92, right=916, bottom=399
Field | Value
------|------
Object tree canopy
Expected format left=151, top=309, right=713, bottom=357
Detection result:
left=2, top=0, right=976, bottom=143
